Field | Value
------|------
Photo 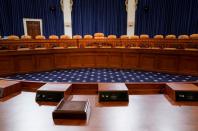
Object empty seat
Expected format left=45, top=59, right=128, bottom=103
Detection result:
left=128, top=35, right=140, bottom=48
left=84, top=35, right=93, bottom=39
left=8, top=35, right=19, bottom=40
left=60, top=35, right=71, bottom=39
left=34, top=35, right=47, bottom=50
left=120, top=35, right=129, bottom=39
left=94, top=33, right=105, bottom=37
left=35, top=35, right=46, bottom=40
left=190, top=34, right=198, bottom=39
left=94, top=33, right=105, bottom=39
left=107, top=35, right=117, bottom=39
left=60, top=35, right=74, bottom=48
left=165, top=35, right=176, bottom=39
left=100, top=35, right=114, bottom=48
left=73, top=35, right=82, bottom=39
left=114, top=35, right=127, bottom=48
left=164, top=35, right=178, bottom=50
left=152, top=35, right=164, bottom=49
left=178, top=35, right=189, bottom=39
left=140, top=34, right=149, bottom=39
left=17, top=35, right=32, bottom=50
left=49, top=35, right=62, bottom=49
left=129, top=35, right=139, bottom=39
left=21, top=35, right=32, bottom=39
left=139, top=34, right=150, bottom=48
left=182, top=34, right=198, bottom=50
left=154, top=35, right=164, bottom=39
left=65, top=35, right=81, bottom=48
left=178, top=35, right=189, bottom=49
left=49, top=35, right=59, bottom=39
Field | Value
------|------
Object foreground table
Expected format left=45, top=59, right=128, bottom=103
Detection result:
left=1, top=92, right=198, bottom=131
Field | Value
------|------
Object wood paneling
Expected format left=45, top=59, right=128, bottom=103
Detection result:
left=21, top=81, right=45, bottom=92
left=126, top=83, right=165, bottom=94
left=108, top=53, right=122, bottom=68
left=15, top=55, right=36, bottom=73
left=54, top=54, right=69, bottom=68
left=0, top=48, right=198, bottom=76
left=71, top=83, right=98, bottom=94
left=81, top=54, right=95, bottom=67
left=95, top=54, right=108, bottom=67
left=0, top=57, right=15, bottom=75
left=139, top=54, right=156, bottom=70
left=123, top=54, right=139, bottom=68
left=69, top=54, right=83, bottom=67
left=36, top=55, right=54, bottom=71
left=157, top=55, right=178, bottom=72
left=179, top=56, right=198, bottom=75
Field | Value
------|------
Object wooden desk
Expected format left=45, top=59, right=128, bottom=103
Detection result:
left=166, top=83, right=198, bottom=91
left=98, top=83, right=128, bottom=92
left=0, top=48, right=198, bottom=76
left=1, top=92, right=198, bottom=131
left=37, top=83, right=72, bottom=92
left=166, top=83, right=198, bottom=101
left=98, top=83, right=129, bottom=102
left=0, top=39, right=198, bottom=76
left=0, top=80, right=21, bottom=98
left=1, top=39, right=198, bottom=49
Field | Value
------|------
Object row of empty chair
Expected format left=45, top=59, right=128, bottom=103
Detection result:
left=0, top=38, right=198, bottom=50
left=1, top=33, right=198, bottom=40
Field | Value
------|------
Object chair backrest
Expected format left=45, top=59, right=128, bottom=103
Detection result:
left=129, top=35, right=139, bottom=39
left=165, top=35, right=176, bottom=39
left=8, top=35, right=20, bottom=40
left=21, top=35, right=32, bottom=39
left=73, top=35, right=82, bottom=39
left=60, top=35, right=71, bottom=39
left=120, top=35, right=129, bottom=39
left=84, top=35, right=93, bottom=39
left=107, top=35, right=117, bottom=39
left=94, top=33, right=105, bottom=39
left=178, top=35, right=189, bottom=39
left=0, top=36, right=2, bottom=40
left=94, top=33, right=105, bottom=37
left=35, top=35, right=46, bottom=39
left=49, top=35, right=59, bottom=39
left=190, top=34, right=198, bottom=39
left=154, top=35, right=164, bottom=39
left=140, top=34, right=149, bottom=39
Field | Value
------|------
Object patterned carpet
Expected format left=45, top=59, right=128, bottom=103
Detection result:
left=4, top=68, right=198, bottom=83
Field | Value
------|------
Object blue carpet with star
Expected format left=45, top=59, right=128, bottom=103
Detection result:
left=4, top=68, right=198, bottom=83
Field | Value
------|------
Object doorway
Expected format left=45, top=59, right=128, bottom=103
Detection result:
left=23, top=18, right=43, bottom=39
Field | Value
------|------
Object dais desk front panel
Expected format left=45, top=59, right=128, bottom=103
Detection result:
left=0, top=48, right=197, bottom=76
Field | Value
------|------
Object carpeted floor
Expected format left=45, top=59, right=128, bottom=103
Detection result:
left=4, top=68, right=198, bottom=83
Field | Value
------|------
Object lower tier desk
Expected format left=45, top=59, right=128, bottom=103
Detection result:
left=0, top=48, right=198, bottom=76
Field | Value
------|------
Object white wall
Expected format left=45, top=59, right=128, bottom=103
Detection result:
left=127, top=0, right=136, bottom=36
